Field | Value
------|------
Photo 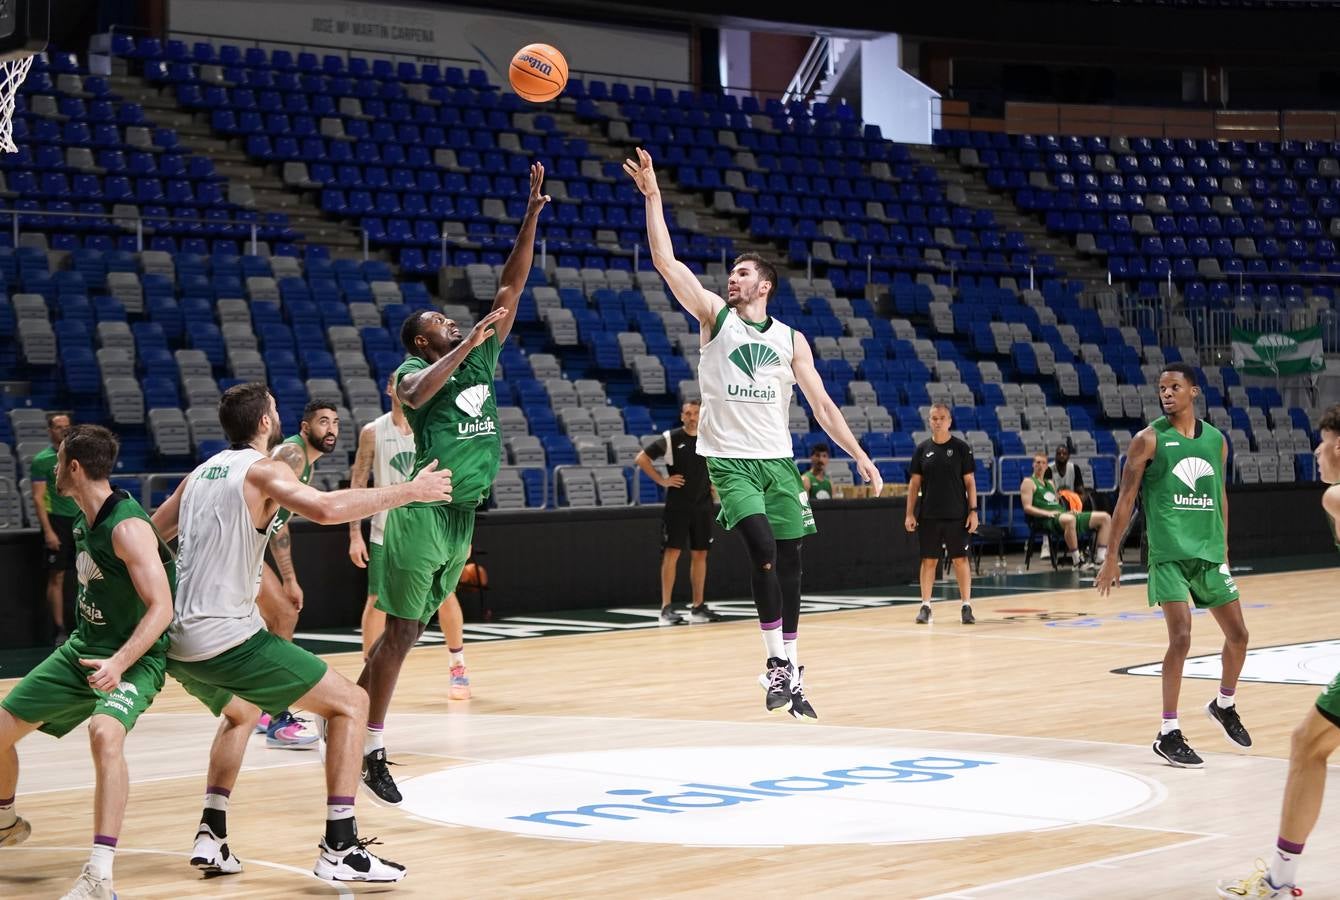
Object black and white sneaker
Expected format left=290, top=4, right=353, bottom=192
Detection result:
left=758, top=657, right=794, bottom=714
left=313, top=836, right=407, bottom=883
left=1206, top=699, right=1253, bottom=748
left=915, top=604, right=932, bottom=625
left=190, top=824, right=243, bottom=876
left=361, top=749, right=403, bottom=807
left=789, top=666, right=818, bottom=721
left=1152, top=729, right=1204, bottom=768
left=688, top=604, right=724, bottom=623
left=658, top=607, right=686, bottom=626
left=960, top=605, right=976, bottom=625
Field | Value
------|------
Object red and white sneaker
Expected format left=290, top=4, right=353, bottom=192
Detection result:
left=449, top=664, right=471, bottom=700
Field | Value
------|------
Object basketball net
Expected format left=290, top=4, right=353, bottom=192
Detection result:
left=0, top=55, right=34, bottom=153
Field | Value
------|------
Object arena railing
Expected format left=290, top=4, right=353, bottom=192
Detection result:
left=4, top=207, right=283, bottom=255
left=159, top=29, right=480, bottom=73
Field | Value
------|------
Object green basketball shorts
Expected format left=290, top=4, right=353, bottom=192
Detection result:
left=168, top=629, right=328, bottom=718
left=1046, top=511, right=1092, bottom=534
left=706, top=457, right=817, bottom=540
left=1, top=641, right=165, bottom=737
left=380, top=502, right=476, bottom=624
left=367, top=540, right=387, bottom=599
left=1147, top=558, right=1240, bottom=609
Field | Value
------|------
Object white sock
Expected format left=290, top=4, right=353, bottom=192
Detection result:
left=449, top=648, right=465, bottom=668
left=1160, top=716, right=1180, bottom=735
left=0, top=796, right=15, bottom=829
left=364, top=723, right=385, bottom=755
left=1095, top=545, right=1108, bottom=563
left=783, top=637, right=798, bottom=669
left=1271, top=845, right=1302, bottom=887
left=761, top=627, right=784, bottom=660
left=203, top=791, right=229, bottom=813
left=1217, top=687, right=1236, bottom=709
left=89, top=840, right=115, bottom=879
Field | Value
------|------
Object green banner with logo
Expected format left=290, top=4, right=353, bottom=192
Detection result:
left=1230, top=325, right=1325, bottom=377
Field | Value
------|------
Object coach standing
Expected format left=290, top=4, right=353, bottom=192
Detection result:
left=905, top=402, right=978, bottom=625
left=635, top=400, right=724, bottom=626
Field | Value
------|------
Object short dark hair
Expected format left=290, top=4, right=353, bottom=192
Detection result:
left=62, top=424, right=119, bottom=480
left=732, top=252, right=778, bottom=302
left=400, top=309, right=430, bottom=355
left=303, top=399, right=339, bottom=422
left=1319, top=404, right=1340, bottom=435
left=682, top=399, right=701, bottom=408
left=811, top=441, right=830, bottom=455
left=1161, top=362, right=1199, bottom=385
left=219, top=382, right=273, bottom=446
left=46, top=412, right=71, bottom=427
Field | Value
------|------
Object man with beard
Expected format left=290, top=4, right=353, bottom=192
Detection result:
left=253, top=400, right=340, bottom=749
left=151, top=382, right=451, bottom=882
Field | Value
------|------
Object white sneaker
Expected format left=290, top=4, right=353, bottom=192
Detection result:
left=313, top=836, right=407, bottom=883
left=0, top=816, right=30, bottom=847
left=189, top=825, right=243, bottom=875
left=1216, top=859, right=1296, bottom=898
left=61, top=864, right=114, bottom=900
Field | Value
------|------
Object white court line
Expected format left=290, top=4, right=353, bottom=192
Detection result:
left=916, top=832, right=1223, bottom=900
left=17, top=755, right=322, bottom=797
left=5, top=845, right=353, bottom=897
left=804, top=621, right=1172, bottom=650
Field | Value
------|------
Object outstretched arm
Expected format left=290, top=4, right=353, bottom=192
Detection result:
left=398, top=306, right=510, bottom=410
left=1095, top=428, right=1157, bottom=595
left=791, top=334, right=882, bottom=496
left=623, top=147, right=725, bottom=329
left=492, top=162, right=550, bottom=344
left=78, top=518, right=175, bottom=693
left=249, top=456, right=452, bottom=525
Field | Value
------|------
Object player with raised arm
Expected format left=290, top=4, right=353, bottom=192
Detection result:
left=1096, top=362, right=1251, bottom=769
left=151, top=382, right=452, bottom=883
left=356, top=164, right=548, bottom=806
left=625, top=147, right=882, bottom=719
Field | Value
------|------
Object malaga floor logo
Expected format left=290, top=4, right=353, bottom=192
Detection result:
left=397, top=745, right=1152, bottom=845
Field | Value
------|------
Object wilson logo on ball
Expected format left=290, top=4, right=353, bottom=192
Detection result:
left=518, top=54, right=553, bottom=76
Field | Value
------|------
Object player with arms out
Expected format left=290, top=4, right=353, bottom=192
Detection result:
left=151, top=383, right=453, bottom=883
left=1096, top=362, right=1251, bottom=768
left=348, top=375, right=473, bottom=698
left=0, top=425, right=175, bottom=900
left=1216, top=404, right=1340, bottom=899
left=357, top=163, right=549, bottom=805
left=625, top=146, right=882, bottom=719
left=254, top=399, right=341, bottom=748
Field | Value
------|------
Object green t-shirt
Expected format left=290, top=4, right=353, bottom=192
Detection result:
left=395, top=334, right=503, bottom=510
left=1142, top=416, right=1227, bottom=565
left=30, top=445, right=80, bottom=518
left=70, top=491, right=175, bottom=658
left=806, top=472, right=833, bottom=501
left=271, top=433, right=314, bottom=532
left=1028, top=475, right=1066, bottom=515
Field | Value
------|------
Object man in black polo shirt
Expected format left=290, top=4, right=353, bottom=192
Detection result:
left=635, top=400, right=724, bottom=626
left=905, top=403, right=979, bottom=625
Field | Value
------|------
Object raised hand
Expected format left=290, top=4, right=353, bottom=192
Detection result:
left=622, top=147, right=660, bottom=197
left=466, top=306, right=510, bottom=350
left=526, top=161, right=551, bottom=216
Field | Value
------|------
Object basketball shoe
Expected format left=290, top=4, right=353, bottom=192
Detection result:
left=658, top=607, right=686, bottom=626
left=1206, top=698, right=1253, bottom=748
left=361, top=749, right=403, bottom=806
left=1217, top=860, right=1301, bottom=898
left=190, top=823, right=243, bottom=875
left=960, top=604, right=976, bottom=625
left=789, top=666, right=818, bottom=721
left=59, top=864, right=113, bottom=900
left=915, top=604, right=931, bottom=624
left=266, top=711, right=318, bottom=750
left=313, top=836, right=407, bottom=882
left=689, top=604, right=724, bottom=623
left=757, top=657, right=794, bottom=714
left=449, top=664, right=471, bottom=700
left=0, top=816, right=30, bottom=847
left=1152, top=729, right=1204, bottom=768
left=253, top=712, right=271, bottom=734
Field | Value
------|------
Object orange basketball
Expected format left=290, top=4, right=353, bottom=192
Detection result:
left=509, top=43, right=568, bottom=103
left=459, top=562, right=488, bottom=589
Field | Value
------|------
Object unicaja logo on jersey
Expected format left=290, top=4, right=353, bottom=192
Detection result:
left=1171, top=457, right=1216, bottom=510
left=76, top=551, right=107, bottom=626
left=728, top=343, right=781, bottom=382
left=390, top=450, right=415, bottom=478
left=456, top=384, right=490, bottom=418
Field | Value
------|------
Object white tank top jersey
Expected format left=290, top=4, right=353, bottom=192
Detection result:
left=167, top=447, right=272, bottom=662
left=696, top=309, right=797, bottom=459
left=370, top=412, right=416, bottom=544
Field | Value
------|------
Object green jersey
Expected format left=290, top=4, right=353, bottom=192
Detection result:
left=395, top=333, right=502, bottom=510
left=1028, top=475, right=1066, bottom=514
left=271, top=433, right=314, bottom=532
left=1142, top=416, right=1227, bottom=565
left=806, top=473, right=834, bottom=501
left=30, top=445, right=80, bottom=518
left=70, top=491, right=175, bottom=657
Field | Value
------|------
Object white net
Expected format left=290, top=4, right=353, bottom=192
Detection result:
left=0, top=55, right=34, bottom=154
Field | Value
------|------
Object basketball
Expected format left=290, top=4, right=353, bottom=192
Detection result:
left=459, top=561, right=488, bottom=589
left=508, top=43, right=568, bottom=102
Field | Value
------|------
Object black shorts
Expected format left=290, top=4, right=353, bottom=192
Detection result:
left=46, top=514, right=75, bottom=569
left=918, top=517, right=970, bottom=560
left=662, top=503, right=714, bottom=552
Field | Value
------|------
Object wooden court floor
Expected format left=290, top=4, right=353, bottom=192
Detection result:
left=2, top=564, right=1339, bottom=899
